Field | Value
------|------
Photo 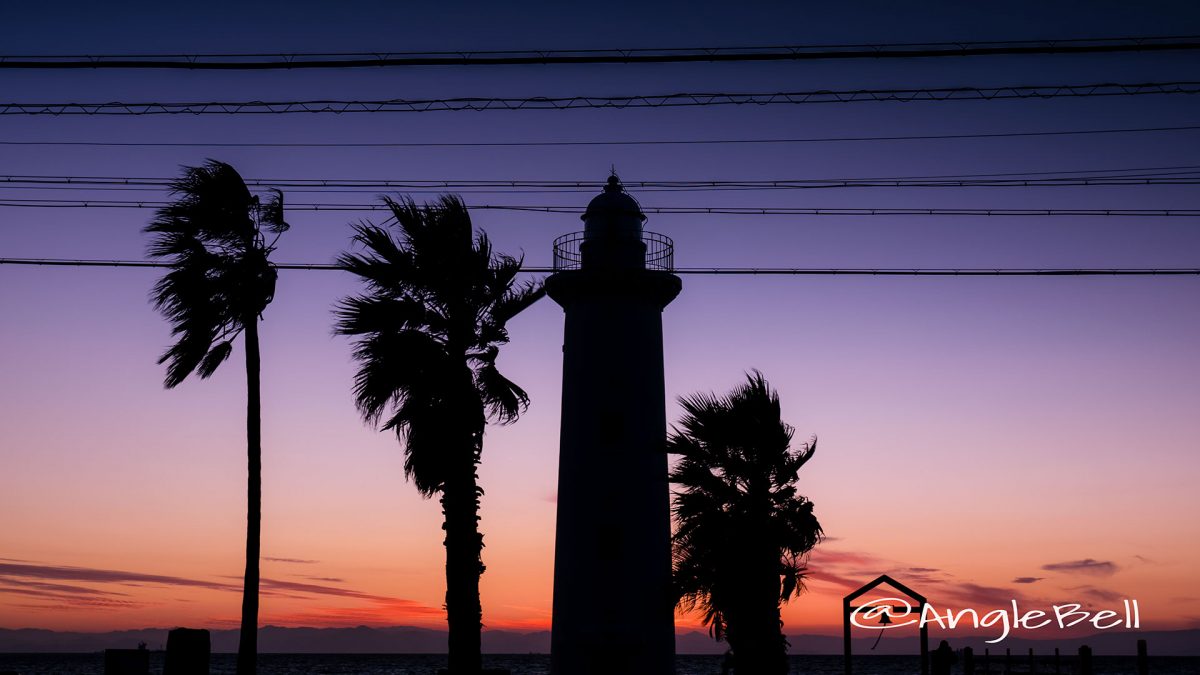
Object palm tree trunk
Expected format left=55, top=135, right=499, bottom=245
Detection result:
left=442, top=444, right=484, bottom=674
left=236, top=319, right=262, bottom=675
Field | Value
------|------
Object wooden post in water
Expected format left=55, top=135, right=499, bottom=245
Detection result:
left=1137, top=639, right=1148, bottom=675
left=1029, top=647, right=1035, bottom=674
left=103, top=648, right=149, bottom=675
left=1004, top=647, right=1011, bottom=675
left=984, top=648, right=990, bottom=675
left=1053, top=647, right=1060, bottom=675
left=1078, top=645, right=1093, bottom=675
left=842, top=597, right=852, bottom=675
left=963, top=647, right=974, bottom=675
left=164, top=628, right=210, bottom=675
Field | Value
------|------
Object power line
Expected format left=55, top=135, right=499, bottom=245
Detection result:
left=6, top=164, right=1200, bottom=185
left=3, top=173, right=1199, bottom=193
left=4, top=81, right=1197, bottom=115
left=3, top=36, right=1199, bottom=69
left=2, top=257, right=1197, bottom=276
left=4, top=124, right=1197, bottom=148
left=1, top=199, right=1198, bottom=217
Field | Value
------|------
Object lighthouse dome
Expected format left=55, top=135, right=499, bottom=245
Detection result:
left=582, top=174, right=645, bottom=240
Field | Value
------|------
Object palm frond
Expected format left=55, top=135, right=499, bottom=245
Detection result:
left=474, top=361, right=530, bottom=424
left=337, top=193, right=546, bottom=503
left=145, top=160, right=285, bottom=387
left=196, top=340, right=235, bottom=378
left=669, top=372, right=824, bottom=644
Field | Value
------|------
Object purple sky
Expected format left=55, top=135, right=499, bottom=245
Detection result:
left=2, top=0, right=1199, bottom=635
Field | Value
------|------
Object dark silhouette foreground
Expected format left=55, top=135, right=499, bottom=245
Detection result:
left=145, top=160, right=288, bottom=675
left=931, top=640, right=957, bottom=675
left=670, top=371, right=824, bottom=675
left=336, top=194, right=543, bottom=674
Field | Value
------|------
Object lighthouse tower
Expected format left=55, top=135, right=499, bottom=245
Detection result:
left=547, top=175, right=680, bottom=675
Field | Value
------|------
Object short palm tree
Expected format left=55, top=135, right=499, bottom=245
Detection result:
left=335, top=195, right=544, bottom=674
left=145, top=160, right=287, bottom=675
left=670, top=371, right=823, bottom=675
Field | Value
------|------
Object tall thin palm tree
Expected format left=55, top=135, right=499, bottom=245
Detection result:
left=335, top=195, right=544, bottom=674
left=670, top=371, right=824, bottom=675
left=145, top=160, right=287, bottom=675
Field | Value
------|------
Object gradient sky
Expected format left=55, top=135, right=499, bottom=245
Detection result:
left=2, top=0, right=1199, bottom=643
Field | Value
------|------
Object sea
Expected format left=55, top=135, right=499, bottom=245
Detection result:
left=0, top=654, right=1197, bottom=675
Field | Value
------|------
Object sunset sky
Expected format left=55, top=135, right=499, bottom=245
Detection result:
left=2, top=0, right=1199, bottom=643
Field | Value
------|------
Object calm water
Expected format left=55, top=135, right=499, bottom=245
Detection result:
left=0, top=654, right=1195, bottom=674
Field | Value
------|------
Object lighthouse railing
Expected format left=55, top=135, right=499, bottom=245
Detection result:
left=552, top=230, right=674, bottom=272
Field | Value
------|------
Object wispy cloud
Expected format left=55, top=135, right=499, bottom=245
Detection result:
left=0, top=560, right=433, bottom=619
left=264, top=557, right=319, bottom=565
left=1012, top=577, right=1044, bottom=584
left=804, top=547, right=1035, bottom=609
left=1067, top=585, right=1126, bottom=603
left=0, top=577, right=146, bottom=611
left=1041, top=559, right=1119, bottom=576
left=938, top=582, right=1029, bottom=608
left=0, top=577, right=127, bottom=596
left=265, top=598, right=445, bottom=627
left=259, top=577, right=391, bottom=601
left=0, top=561, right=239, bottom=593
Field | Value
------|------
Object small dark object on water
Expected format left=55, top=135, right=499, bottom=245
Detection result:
left=1079, top=645, right=1094, bottom=675
left=104, top=644, right=149, bottom=675
left=165, top=628, right=210, bottom=675
left=931, top=640, right=957, bottom=675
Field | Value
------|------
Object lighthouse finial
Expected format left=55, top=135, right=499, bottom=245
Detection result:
left=605, top=168, right=621, bottom=193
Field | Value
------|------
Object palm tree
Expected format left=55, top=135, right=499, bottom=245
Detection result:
left=334, top=195, right=544, bottom=674
left=145, top=160, right=287, bottom=675
left=669, top=371, right=824, bottom=675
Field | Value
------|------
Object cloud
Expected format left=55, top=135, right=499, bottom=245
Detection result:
left=0, top=577, right=127, bottom=596
left=805, top=549, right=891, bottom=590
left=808, top=549, right=882, bottom=567
left=265, top=598, right=445, bottom=627
left=0, top=560, right=432, bottom=617
left=0, top=577, right=147, bottom=611
left=937, top=582, right=1029, bottom=608
left=1068, top=585, right=1126, bottom=603
left=264, top=557, right=319, bottom=564
left=806, top=568, right=865, bottom=590
left=806, top=549, right=946, bottom=590
left=1041, top=559, right=1119, bottom=576
left=803, top=546, right=1041, bottom=610
left=259, top=577, right=392, bottom=602
left=0, top=561, right=239, bottom=593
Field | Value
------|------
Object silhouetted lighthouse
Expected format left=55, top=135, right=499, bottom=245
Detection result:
left=548, top=175, right=680, bottom=675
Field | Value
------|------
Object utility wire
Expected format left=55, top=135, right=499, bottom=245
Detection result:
left=4, top=82, right=1197, bottom=115
left=3, top=175, right=1198, bottom=192
left=5, top=164, right=1199, bottom=185
left=2, top=257, right=1197, bottom=276
left=1, top=199, right=1197, bottom=217
left=3, top=124, right=1197, bottom=147
left=2, top=35, right=1198, bottom=69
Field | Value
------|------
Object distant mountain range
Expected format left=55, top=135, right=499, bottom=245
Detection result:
left=1, top=626, right=1196, bottom=656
